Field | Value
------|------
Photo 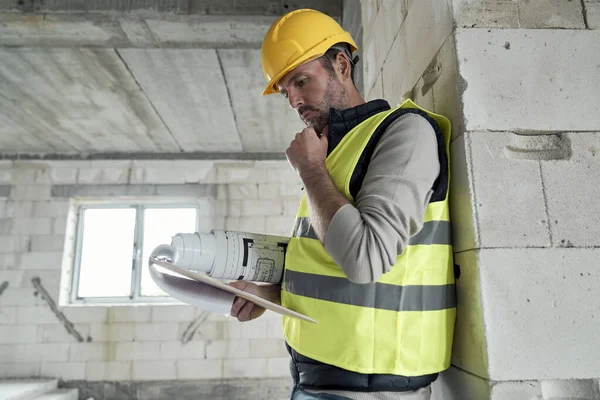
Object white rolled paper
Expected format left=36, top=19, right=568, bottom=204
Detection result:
left=148, top=262, right=235, bottom=315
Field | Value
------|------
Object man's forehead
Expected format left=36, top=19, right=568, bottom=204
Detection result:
left=277, top=58, right=322, bottom=90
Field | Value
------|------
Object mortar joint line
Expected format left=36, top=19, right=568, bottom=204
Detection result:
left=538, top=161, right=554, bottom=247
left=581, top=0, right=590, bottom=29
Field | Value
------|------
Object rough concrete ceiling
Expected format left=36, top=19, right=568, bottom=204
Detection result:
left=0, top=0, right=342, bottom=159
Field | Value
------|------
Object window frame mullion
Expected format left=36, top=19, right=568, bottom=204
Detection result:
left=130, top=204, right=144, bottom=300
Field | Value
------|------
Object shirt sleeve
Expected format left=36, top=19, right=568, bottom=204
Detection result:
left=323, top=113, right=441, bottom=284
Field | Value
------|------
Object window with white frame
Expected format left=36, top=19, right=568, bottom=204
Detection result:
left=72, top=203, right=198, bottom=303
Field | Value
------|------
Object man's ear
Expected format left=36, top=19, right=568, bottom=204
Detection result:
left=335, top=52, right=352, bottom=81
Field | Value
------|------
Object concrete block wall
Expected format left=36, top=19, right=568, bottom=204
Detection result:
left=0, top=159, right=301, bottom=386
left=359, top=0, right=600, bottom=399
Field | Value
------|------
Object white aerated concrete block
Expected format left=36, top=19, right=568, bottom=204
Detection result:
left=239, top=320, right=268, bottom=339
left=85, top=361, right=131, bottom=380
left=368, top=71, right=384, bottom=102
left=0, top=325, right=38, bottom=344
left=16, top=306, right=59, bottom=324
left=0, top=236, right=30, bottom=253
left=217, top=165, right=268, bottom=184
left=33, top=201, right=70, bottom=217
left=178, top=320, right=221, bottom=340
left=0, top=288, right=45, bottom=306
left=467, top=131, right=550, bottom=248
left=456, top=29, right=600, bottom=131
left=77, top=167, right=129, bottom=184
left=475, top=248, right=600, bottom=380
left=0, top=307, right=16, bottom=324
left=541, top=133, right=600, bottom=247
left=69, top=343, right=108, bottom=361
left=225, top=217, right=267, bottom=234
left=20, top=343, right=70, bottom=362
left=518, top=0, right=584, bottom=28
left=223, top=358, right=267, bottom=378
left=88, top=323, right=134, bottom=342
left=205, top=340, right=228, bottom=359
left=226, top=184, right=259, bottom=200
left=452, top=0, right=519, bottom=28
left=115, top=342, right=160, bottom=361
left=267, top=357, right=290, bottom=378
left=48, top=168, right=78, bottom=184
left=0, top=363, right=40, bottom=378
left=30, top=235, right=66, bottom=252
left=151, top=305, right=194, bottom=322
left=240, top=200, right=283, bottom=217
left=62, top=307, right=108, bottom=323
left=2, top=202, right=34, bottom=218
left=432, top=366, right=542, bottom=400
left=265, top=216, right=294, bottom=237
left=226, top=339, right=250, bottom=358
left=159, top=341, right=206, bottom=360
left=1, top=270, right=24, bottom=286
left=382, top=0, right=453, bottom=107
left=257, top=183, right=280, bottom=200
left=19, top=251, right=63, bottom=270
left=453, top=0, right=584, bottom=28
left=40, top=362, right=85, bottom=380
left=176, top=359, right=223, bottom=380
left=0, top=253, right=19, bottom=268
left=108, top=306, right=151, bottom=322
left=38, top=323, right=91, bottom=343
left=249, top=339, right=287, bottom=358
left=134, top=322, right=179, bottom=341
left=12, top=185, right=52, bottom=200
left=588, top=0, right=600, bottom=28
left=132, top=360, right=176, bottom=380
left=267, top=320, right=284, bottom=339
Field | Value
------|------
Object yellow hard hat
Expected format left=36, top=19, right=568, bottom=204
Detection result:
left=261, top=8, right=358, bottom=95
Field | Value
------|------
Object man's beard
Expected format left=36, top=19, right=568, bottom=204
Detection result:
left=300, top=77, right=347, bottom=134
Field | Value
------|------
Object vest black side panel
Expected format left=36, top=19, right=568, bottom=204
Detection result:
left=287, top=343, right=438, bottom=392
left=349, top=108, right=449, bottom=203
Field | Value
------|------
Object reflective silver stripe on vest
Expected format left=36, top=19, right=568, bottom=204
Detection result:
left=408, top=220, right=452, bottom=246
left=293, top=217, right=452, bottom=246
left=284, top=269, right=456, bottom=312
left=293, top=217, right=318, bottom=240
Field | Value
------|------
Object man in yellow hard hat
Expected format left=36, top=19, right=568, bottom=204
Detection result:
left=229, top=8, right=456, bottom=400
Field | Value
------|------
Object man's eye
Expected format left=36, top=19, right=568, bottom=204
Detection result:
left=297, top=78, right=308, bottom=86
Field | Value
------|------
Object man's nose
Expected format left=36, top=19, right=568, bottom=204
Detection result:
left=288, top=90, right=303, bottom=110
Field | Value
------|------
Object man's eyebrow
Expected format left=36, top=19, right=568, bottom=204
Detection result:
left=279, top=72, right=303, bottom=90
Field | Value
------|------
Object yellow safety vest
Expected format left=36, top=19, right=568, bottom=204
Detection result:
left=281, top=99, right=456, bottom=376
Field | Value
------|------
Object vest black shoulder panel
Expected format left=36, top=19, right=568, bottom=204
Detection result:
left=349, top=108, right=448, bottom=203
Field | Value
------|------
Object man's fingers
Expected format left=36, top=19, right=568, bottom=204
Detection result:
left=230, top=296, right=246, bottom=317
left=237, top=300, right=255, bottom=322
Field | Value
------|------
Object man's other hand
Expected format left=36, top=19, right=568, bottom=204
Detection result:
left=228, top=281, right=268, bottom=322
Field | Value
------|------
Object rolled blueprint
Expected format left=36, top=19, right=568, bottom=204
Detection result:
left=148, top=230, right=291, bottom=315
left=151, top=229, right=290, bottom=283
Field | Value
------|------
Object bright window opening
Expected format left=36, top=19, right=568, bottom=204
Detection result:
left=72, top=204, right=197, bottom=303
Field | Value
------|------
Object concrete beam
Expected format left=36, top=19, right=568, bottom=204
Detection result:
left=0, top=13, right=278, bottom=48
left=0, top=0, right=342, bottom=16
left=51, top=183, right=219, bottom=198
left=0, top=152, right=286, bottom=161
